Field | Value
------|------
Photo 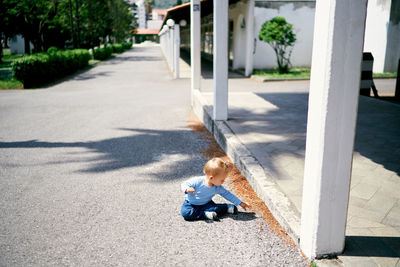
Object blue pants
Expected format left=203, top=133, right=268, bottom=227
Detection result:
left=181, top=199, right=229, bottom=221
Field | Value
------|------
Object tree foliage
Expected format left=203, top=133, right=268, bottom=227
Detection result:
left=258, top=16, right=296, bottom=74
left=0, top=0, right=136, bottom=58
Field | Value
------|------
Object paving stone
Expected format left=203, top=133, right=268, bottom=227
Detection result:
left=370, top=257, right=400, bottom=267
left=364, top=192, right=397, bottom=216
left=347, top=205, right=387, bottom=223
left=347, top=216, right=386, bottom=228
left=383, top=202, right=400, bottom=227
left=351, top=183, right=381, bottom=200
left=339, top=256, right=378, bottom=267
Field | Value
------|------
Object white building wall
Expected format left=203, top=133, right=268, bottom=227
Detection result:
left=136, top=0, right=146, bottom=29
left=384, top=0, right=400, bottom=72
left=147, top=20, right=163, bottom=30
left=253, top=2, right=315, bottom=69
left=229, top=1, right=249, bottom=69
left=10, top=35, right=33, bottom=54
left=363, top=0, right=392, bottom=73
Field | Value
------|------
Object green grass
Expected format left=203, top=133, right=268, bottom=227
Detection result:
left=253, top=67, right=397, bottom=80
left=0, top=78, right=23, bottom=89
left=373, top=72, right=397, bottom=78
left=0, top=49, right=24, bottom=68
left=310, top=261, right=317, bottom=267
left=253, top=67, right=310, bottom=79
left=0, top=49, right=24, bottom=89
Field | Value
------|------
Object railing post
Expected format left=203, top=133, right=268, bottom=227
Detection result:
left=213, top=0, right=229, bottom=121
left=174, top=24, right=180, bottom=79
left=395, top=59, right=400, bottom=101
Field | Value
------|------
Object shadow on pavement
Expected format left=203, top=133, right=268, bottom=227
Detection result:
left=99, top=55, right=164, bottom=65
left=343, top=236, right=400, bottom=257
left=222, top=211, right=258, bottom=221
left=250, top=92, right=400, bottom=177
left=0, top=127, right=207, bottom=180
left=183, top=211, right=257, bottom=223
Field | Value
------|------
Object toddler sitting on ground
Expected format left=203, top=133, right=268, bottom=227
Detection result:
left=180, top=157, right=251, bottom=221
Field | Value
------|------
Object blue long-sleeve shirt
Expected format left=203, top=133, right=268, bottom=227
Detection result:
left=181, top=176, right=242, bottom=206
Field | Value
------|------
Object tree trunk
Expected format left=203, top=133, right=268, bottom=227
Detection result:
left=68, top=0, right=75, bottom=48
left=75, top=0, right=81, bottom=48
left=88, top=0, right=95, bottom=48
left=0, top=33, right=3, bottom=63
left=24, top=35, right=31, bottom=54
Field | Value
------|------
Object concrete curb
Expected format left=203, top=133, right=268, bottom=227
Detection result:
left=192, top=89, right=302, bottom=245
left=250, top=75, right=396, bottom=82
left=250, top=75, right=310, bottom=82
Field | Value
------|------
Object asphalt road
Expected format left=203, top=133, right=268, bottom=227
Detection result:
left=0, top=44, right=306, bottom=266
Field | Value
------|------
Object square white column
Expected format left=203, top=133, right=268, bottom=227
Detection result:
left=300, top=0, right=368, bottom=259
left=174, top=24, right=180, bottom=79
left=213, top=0, right=229, bottom=121
left=191, top=0, right=201, bottom=103
left=245, top=0, right=255, bottom=77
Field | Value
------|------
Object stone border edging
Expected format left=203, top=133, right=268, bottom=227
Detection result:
left=250, top=74, right=396, bottom=83
left=192, top=89, right=302, bottom=245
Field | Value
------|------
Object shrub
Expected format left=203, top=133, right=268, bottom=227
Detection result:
left=93, top=46, right=113, bottom=60
left=47, top=46, right=58, bottom=53
left=12, top=49, right=91, bottom=88
left=259, top=16, right=296, bottom=74
left=112, top=44, right=124, bottom=53
left=121, top=41, right=133, bottom=50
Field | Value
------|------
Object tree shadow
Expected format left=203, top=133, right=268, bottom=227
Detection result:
left=343, top=236, right=400, bottom=258
left=0, top=127, right=208, bottom=181
left=99, top=55, right=164, bottom=65
left=72, top=71, right=113, bottom=81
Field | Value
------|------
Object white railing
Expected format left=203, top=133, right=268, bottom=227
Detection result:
left=159, top=21, right=180, bottom=79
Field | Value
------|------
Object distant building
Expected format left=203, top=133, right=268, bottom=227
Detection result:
left=10, top=35, right=33, bottom=54
left=161, top=0, right=400, bottom=73
left=134, top=0, right=147, bottom=29
left=147, top=9, right=167, bottom=30
left=132, top=0, right=167, bottom=44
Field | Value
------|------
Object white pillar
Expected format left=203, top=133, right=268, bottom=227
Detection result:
left=300, top=0, right=368, bottom=259
left=213, top=0, right=229, bottom=121
left=169, top=29, right=174, bottom=72
left=244, top=0, right=255, bottom=77
left=191, top=0, right=201, bottom=102
left=174, top=24, right=180, bottom=79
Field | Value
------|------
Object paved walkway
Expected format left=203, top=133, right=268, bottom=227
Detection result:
left=192, top=63, right=400, bottom=265
left=0, top=44, right=307, bottom=266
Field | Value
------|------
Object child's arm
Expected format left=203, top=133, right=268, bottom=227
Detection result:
left=218, top=186, right=251, bottom=210
left=181, top=177, right=199, bottom=194
left=217, top=186, right=242, bottom=206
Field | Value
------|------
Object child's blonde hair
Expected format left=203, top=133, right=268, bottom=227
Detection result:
left=203, top=157, right=231, bottom=177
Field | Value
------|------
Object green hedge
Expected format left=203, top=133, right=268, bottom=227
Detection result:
left=121, top=41, right=133, bottom=50
left=94, top=42, right=132, bottom=59
left=12, top=49, right=91, bottom=88
left=112, top=44, right=124, bottom=53
left=93, top=46, right=113, bottom=60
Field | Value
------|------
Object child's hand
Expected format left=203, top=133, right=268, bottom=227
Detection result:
left=186, top=187, right=195, bottom=194
left=240, top=202, right=251, bottom=211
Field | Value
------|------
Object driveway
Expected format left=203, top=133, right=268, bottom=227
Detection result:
left=0, top=44, right=306, bottom=266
